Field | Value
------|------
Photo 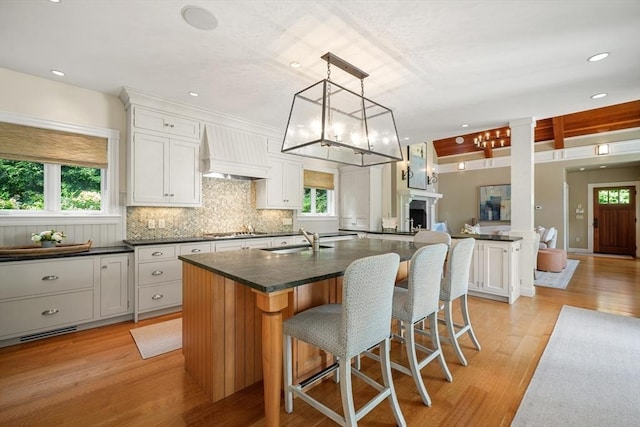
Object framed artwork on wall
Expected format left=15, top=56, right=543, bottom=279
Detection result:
left=479, top=184, right=511, bottom=221
left=407, top=143, right=427, bottom=190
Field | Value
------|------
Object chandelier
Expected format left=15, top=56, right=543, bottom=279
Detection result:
left=474, top=128, right=511, bottom=149
left=281, top=52, right=403, bottom=166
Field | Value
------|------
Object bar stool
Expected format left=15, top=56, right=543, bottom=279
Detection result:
left=414, top=230, right=452, bottom=246
left=438, top=238, right=480, bottom=366
left=283, top=253, right=406, bottom=427
left=364, top=244, right=452, bottom=407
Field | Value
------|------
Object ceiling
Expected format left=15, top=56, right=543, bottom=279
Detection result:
left=1, top=0, right=639, bottom=146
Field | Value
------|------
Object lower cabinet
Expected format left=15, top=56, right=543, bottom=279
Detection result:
left=466, top=239, right=521, bottom=304
left=133, top=242, right=213, bottom=321
left=0, top=253, right=133, bottom=345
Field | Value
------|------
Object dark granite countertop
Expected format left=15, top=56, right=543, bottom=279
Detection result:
left=451, top=233, right=522, bottom=242
left=179, top=238, right=422, bottom=294
left=123, top=231, right=358, bottom=246
left=0, top=245, right=133, bottom=263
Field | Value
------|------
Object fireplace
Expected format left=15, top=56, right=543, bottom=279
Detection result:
left=409, top=200, right=427, bottom=230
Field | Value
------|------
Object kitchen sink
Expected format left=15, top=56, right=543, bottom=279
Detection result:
left=261, top=244, right=333, bottom=254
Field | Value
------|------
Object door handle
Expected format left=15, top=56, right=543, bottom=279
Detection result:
left=593, top=218, right=598, bottom=228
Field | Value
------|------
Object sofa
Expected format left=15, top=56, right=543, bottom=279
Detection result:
left=535, top=226, right=557, bottom=249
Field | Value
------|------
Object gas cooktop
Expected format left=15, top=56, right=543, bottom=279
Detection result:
left=202, top=232, right=269, bottom=240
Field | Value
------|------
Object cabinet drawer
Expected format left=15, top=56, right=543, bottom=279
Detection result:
left=138, top=282, right=182, bottom=311
left=179, top=242, right=212, bottom=255
left=0, top=258, right=94, bottom=299
left=138, top=259, right=182, bottom=285
left=0, top=290, right=94, bottom=337
left=138, top=245, right=176, bottom=261
left=133, top=107, right=200, bottom=140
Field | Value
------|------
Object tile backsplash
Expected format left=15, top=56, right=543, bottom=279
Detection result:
left=126, top=178, right=293, bottom=240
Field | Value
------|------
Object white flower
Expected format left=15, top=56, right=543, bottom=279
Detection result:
left=31, top=229, right=66, bottom=242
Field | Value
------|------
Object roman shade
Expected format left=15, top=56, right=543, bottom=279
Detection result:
left=0, top=122, right=108, bottom=169
left=303, top=170, right=334, bottom=190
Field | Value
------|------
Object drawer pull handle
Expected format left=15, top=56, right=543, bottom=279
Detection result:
left=42, top=309, right=59, bottom=316
left=152, top=270, right=164, bottom=276
left=191, top=248, right=202, bottom=253
left=42, top=275, right=59, bottom=281
left=151, top=294, right=164, bottom=300
left=152, top=251, right=163, bottom=256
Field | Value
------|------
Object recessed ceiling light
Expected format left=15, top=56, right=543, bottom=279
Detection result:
left=591, top=93, right=607, bottom=99
left=50, top=69, right=64, bottom=76
left=49, top=0, right=61, bottom=3
left=600, top=165, right=607, bottom=168
left=403, top=137, right=410, bottom=141
left=181, top=6, right=217, bottom=31
left=289, top=61, right=301, bottom=68
left=587, top=52, right=609, bottom=62
left=579, top=167, right=585, bottom=171
left=188, top=91, right=199, bottom=97
left=455, top=136, right=464, bottom=144
left=461, top=124, right=469, bottom=128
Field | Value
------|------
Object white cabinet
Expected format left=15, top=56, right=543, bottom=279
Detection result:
left=256, top=154, right=303, bottom=209
left=99, top=255, right=130, bottom=318
left=271, top=236, right=308, bottom=247
left=129, top=133, right=201, bottom=206
left=467, top=239, right=521, bottom=304
left=0, top=253, right=132, bottom=344
left=133, top=106, right=200, bottom=140
left=132, top=242, right=213, bottom=321
left=339, top=167, right=382, bottom=230
left=126, top=105, right=202, bottom=207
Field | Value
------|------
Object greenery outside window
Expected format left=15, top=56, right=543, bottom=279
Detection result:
left=301, top=169, right=335, bottom=216
left=598, top=189, right=630, bottom=205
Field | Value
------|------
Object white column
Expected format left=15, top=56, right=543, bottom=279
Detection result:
left=509, top=117, right=536, bottom=297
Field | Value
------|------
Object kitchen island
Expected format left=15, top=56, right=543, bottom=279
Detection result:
left=178, top=238, right=423, bottom=427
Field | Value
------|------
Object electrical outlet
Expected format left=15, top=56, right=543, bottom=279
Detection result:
left=282, top=218, right=293, bottom=226
left=576, top=237, right=581, bottom=242
left=158, top=219, right=166, bottom=229
left=148, top=219, right=156, bottom=229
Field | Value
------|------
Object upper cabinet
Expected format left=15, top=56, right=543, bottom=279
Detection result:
left=256, top=153, right=303, bottom=209
left=125, top=106, right=202, bottom=207
left=339, top=167, right=382, bottom=230
left=133, top=107, right=200, bottom=140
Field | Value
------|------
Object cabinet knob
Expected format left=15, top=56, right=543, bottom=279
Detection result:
left=42, top=275, right=59, bottom=281
left=152, top=251, right=163, bottom=256
left=170, top=193, right=175, bottom=197
left=191, top=248, right=202, bottom=253
left=152, top=270, right=164, bottom=276
left=42, top=309, right=59, bottom=316
left=151, top=294, right=164, bottom=300
left=102, top=265, right=108, bottom=269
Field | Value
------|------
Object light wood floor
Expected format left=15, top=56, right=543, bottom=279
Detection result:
left=1, top=254, right=638, bottom=426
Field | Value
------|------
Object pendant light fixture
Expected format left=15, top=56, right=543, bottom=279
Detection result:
left=281, top=52, right=403, bottom=166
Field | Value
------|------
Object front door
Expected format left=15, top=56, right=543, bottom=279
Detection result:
left=593, top=186, right=636, bottom=256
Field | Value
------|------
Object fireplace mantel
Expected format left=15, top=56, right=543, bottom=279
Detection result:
left=398, top=188, right=443, bottom=232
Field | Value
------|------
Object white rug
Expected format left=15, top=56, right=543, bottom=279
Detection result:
left=512, top=306, right=640, bottom=426
left=534, top=259, right=579, bottom=289
left=130, top=318, right=182, bottom=359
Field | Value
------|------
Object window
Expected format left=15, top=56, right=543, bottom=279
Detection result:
left=0, top=116, right=118, bottom=217
left=598, top=189, right=630, bottom=205
left=303, top=187, right=330, bottom=214
left=0, top=160, right=103, bottom=212
left=301, top=169, right=335, bottom=216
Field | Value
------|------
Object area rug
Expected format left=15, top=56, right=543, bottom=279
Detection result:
left=130, top=318, right=182, bottom=359
left=512, top=306, right=640, bottom=426
left=534, top=259, right=579, bottom=289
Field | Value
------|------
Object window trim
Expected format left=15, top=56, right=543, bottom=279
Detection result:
left=0, top=111, right=121, bottom=219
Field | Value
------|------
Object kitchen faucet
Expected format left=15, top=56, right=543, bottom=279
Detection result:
left=299, top=228, right=320, bottom=252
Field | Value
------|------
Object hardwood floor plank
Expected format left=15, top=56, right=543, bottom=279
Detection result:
left=1, top=255, right=637, bottom=426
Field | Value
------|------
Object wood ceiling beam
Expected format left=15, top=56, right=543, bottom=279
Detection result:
left=433, top=100, right=640, bottom=159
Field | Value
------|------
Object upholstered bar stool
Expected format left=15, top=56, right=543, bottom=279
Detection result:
left=364, top=244, right=452, bottom=407
left=283, top=253, right=406, bottom=427
left=438, top=238, right=481, bottom=366
left=414, top=230, right=452, bottom=246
